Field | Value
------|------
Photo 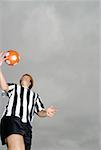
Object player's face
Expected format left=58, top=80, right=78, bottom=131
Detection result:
left=21, top=75, right=31, bottom=88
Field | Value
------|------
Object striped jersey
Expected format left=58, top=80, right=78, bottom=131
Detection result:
left=2, top=83, right=45, bottom=126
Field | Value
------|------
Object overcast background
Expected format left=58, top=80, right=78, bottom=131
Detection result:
left=0, top=0, right=99, bottom=150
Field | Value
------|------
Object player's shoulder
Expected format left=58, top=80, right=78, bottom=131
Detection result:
left=7, top=82, right=16, bottom=86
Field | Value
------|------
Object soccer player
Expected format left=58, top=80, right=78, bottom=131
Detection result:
left=0, top=51, right=56, bottom=150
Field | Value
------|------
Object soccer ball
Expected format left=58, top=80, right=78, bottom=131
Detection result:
left=4, top=50, right=20, bottom=66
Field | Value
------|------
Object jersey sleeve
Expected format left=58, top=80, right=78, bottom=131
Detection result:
left=1, top=83, right=15, bottom=97
left=7, top=83, right=15, bottom=93
left=34, top=93, right=45, bottom=114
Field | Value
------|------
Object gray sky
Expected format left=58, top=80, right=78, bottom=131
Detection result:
left=0, top=0, right=99, bottom=150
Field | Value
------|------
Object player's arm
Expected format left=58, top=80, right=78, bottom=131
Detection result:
left=37, top=106, right=57, bottom=118
left=0, top=69, right=9, bottom=92
left=35, top=94, right=57, bottom=118
left=0, top=51, right=9, bottom=92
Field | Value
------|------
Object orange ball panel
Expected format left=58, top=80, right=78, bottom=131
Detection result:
left=5, top=50, right=20, bottom=65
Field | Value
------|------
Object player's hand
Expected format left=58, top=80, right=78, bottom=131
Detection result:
left=46, top=106, right=57, bottom=117
left=0, top=51, right=7, bottom=66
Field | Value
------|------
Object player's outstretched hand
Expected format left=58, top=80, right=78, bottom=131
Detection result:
left=46, top=106, right=57, bottom=118
left=0, top=51, right=7, bottom=66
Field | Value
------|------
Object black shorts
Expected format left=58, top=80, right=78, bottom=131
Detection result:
left=0, top=116, right=32, bottom=150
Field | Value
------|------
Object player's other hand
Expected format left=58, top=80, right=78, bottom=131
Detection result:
left=46, top=106, right=57, bottom=118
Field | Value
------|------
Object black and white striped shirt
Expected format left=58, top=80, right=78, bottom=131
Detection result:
left=2, top=83, right=45, bottom=126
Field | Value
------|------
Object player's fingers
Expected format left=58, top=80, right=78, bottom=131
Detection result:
left=0, top=59, right=3, bottom=66
left=50, top=107, right=57, bottom=113
left=48, top=113, right=54, bottom=117
left=0, top=51, right=4, bottom=57
left=47, top=111, right=56, bottom=117
left=2, top=57, right=7, bottom=61
left=2, top=51, right=7, bottom=58
left=0, top=51, right=7, bottom=58
left=49, top=109, right=56, bottom=113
